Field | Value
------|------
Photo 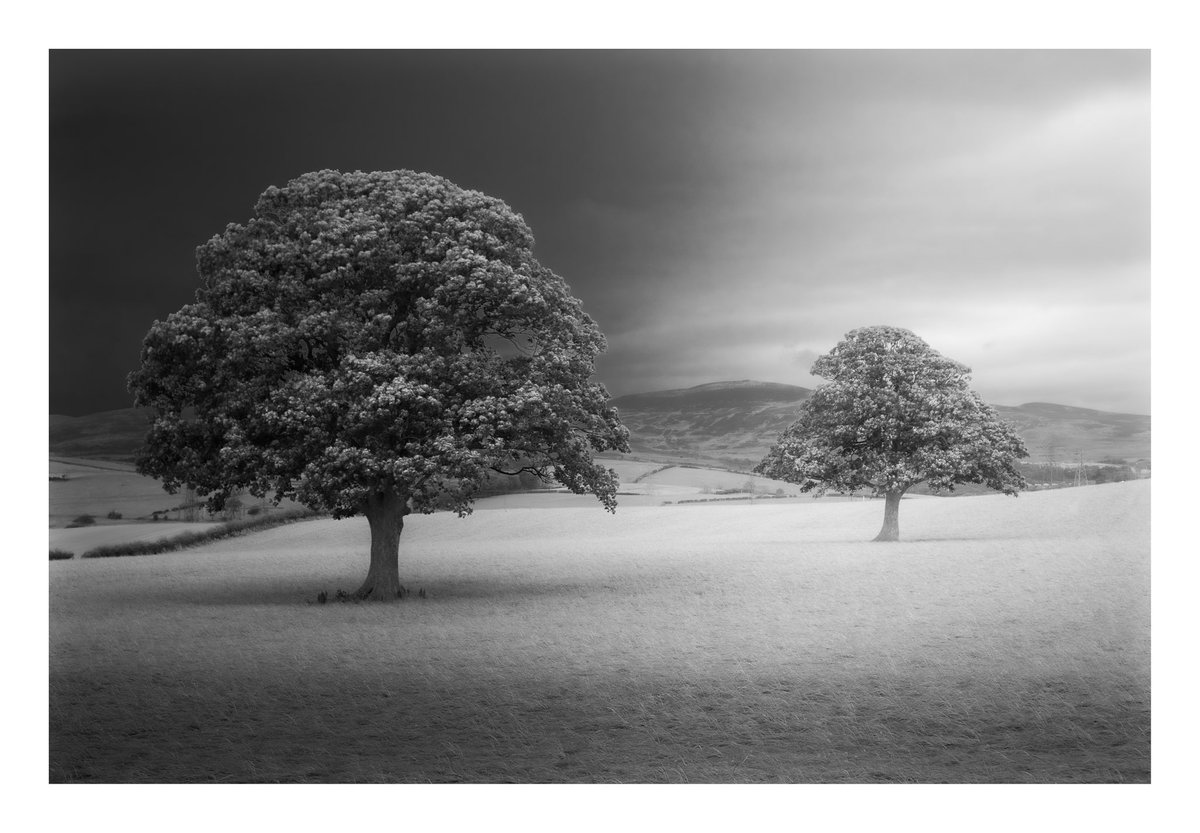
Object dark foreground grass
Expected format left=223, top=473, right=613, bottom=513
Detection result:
left=49, top=666, right=1148, bottom=783
left=49, top=482, right=1150, bottom=783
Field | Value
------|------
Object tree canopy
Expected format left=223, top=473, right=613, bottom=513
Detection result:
left=128, top=169, right=629, bottom=596
left=755, top=326, right=1027, bottom=541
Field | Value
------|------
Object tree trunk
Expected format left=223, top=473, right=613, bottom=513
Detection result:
left=354, top=489, right=409, bottom=600
left=873, top=489, right=904, bottom=542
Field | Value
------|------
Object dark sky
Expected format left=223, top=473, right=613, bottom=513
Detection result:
left=49, top=50, right=1150, bottom=416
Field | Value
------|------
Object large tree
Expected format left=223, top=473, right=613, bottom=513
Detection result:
left=128, top=169, right=629, bottom=598
left=755, top=326, right=1027, bottom=541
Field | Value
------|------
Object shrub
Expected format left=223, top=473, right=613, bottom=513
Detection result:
left=106, top=510, right=123, bottom=520
left=221, top=497, right=244, bottom=521
left=50, top=549, right=74, bottom=561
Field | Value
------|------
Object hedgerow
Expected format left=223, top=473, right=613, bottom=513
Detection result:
left=80, top=508, right=322, bottom=559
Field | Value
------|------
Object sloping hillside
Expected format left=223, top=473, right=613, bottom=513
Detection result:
left=51, top=382, right=1151, bottom=471
left=49, top=408, right=153, bottom=462
left=611, top=381, right=1150, bottom=470
left=609, top=381, right=813, bottom=469
left=993, top=403, right=1151, bottom=464
left=612, top=380, right=812, bottom=411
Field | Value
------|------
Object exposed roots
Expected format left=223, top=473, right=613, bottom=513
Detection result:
left=315, top=586, right=427, bottom=604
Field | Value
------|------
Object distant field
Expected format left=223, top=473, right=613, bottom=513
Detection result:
left=49, top=481, right=1150, bottom=783
left=49, top=455, right=303, bottom=532
left=435, top=461, right=838, bottom=511
left=48, top=457, right=809, bottom=549
left=49, top=457, right=175, bottom=526
left=636, top=465, right=807, bottom=495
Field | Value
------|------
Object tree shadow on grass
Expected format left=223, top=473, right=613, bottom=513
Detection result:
left=889, top=534, right=1041, bottom=543
left=759, top=532, right=1038, bottom=547
left=176, top=572, right=655, bottom=608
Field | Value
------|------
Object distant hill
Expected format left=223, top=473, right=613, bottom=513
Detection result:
left=991, top=402, right=1151, bottom=467
left=610, top=381, right=1151, bottom=471
left=49, top=408, right=153, bottom=462
left=50, top=382, right=1151, bottom=471
left=612, top=380, right=812, bottom=410
left=609, top=381, right=815, bottom=470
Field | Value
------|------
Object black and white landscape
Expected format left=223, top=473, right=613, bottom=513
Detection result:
left=48, top=49, right=1150, bottom=789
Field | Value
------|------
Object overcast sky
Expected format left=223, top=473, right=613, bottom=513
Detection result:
left=49, top=49, right=1149, bottom=416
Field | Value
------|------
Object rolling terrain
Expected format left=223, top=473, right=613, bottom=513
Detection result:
left=51, top=383, right=1151, bottom=473
left=48, top=389, right=1152, bottom=783
left=49, top=455, right=301, bottom=532
left=49, top=456, right=827, bottom=553
left=608, top=381, right=815, bottom=469
left=49, top=408, right=155, bottom=462
left=990, top=402, right=1152, bottom=466
left=49, top=480, right=1150, bottom=782
left=610, top=381, right=1151, bottom=471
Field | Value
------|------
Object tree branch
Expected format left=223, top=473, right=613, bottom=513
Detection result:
left=489, top=464, right=552, bottom=479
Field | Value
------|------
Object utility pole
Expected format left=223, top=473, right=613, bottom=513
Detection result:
left=1046, top=440, right=1059, bottom=488
left=1073, top=450, right=1087, bottom=487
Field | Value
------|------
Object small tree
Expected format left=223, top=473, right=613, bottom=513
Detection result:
left=221, top=496, right=244, bottom=522
left=755, top=326, right=1027, bottom=541
left=128, top=170, right=629, bottom=598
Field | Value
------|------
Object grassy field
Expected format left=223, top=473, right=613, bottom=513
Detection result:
left=48, top=480, right=1149, bottom=783
left=49, top=456, right=302, bottom=530
left=49, top=457, right=179, bottom=527
left=475, top=460, right=809, bottom=510
left=47, top=458, right=806, bottom=551
left=50, top=521, right=224, bottom=556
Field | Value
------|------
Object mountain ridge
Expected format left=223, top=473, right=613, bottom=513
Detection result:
left=50, top=380, right=1151, bottom=469
left=609, top=380, right=812, bottom=411
left=609, top=380, right=1150, bottom=470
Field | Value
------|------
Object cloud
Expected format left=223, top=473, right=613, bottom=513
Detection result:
left=587, top=54, right=1149, bottom=414
left=50, top=51, right=1150, bottom=416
